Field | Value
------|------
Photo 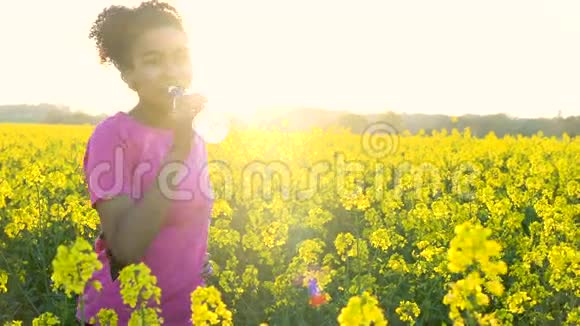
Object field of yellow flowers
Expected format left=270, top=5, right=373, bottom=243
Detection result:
left=0, top=122, right=578, bottom=325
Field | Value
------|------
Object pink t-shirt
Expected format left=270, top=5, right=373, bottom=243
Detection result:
left=77, top=111, right=213, bottom=325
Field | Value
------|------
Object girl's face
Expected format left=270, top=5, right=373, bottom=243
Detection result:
left=122, top=26, right=193, bottom=113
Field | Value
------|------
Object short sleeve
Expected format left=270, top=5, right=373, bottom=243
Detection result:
left=83, top=119, right=133, bottom=207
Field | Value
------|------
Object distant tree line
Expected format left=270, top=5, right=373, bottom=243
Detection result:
left=0, top=104, right=107, bottom=125
left=0, top=104, right=577, bottom=137
left=259, top=109, right=578, bottom=138
left=398, top=113, right=578, bottom=138
left=336, top=112, right=579, bottom=138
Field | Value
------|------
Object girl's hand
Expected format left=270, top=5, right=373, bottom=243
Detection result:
left=170, top=93, right=206, bottom=155
left=201, top=252, right=213, bottom=281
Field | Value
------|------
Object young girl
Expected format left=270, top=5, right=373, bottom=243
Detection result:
left=79, top=1, right=213, bottom=324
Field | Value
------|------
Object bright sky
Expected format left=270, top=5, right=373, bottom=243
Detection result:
left=1, top=0, right=579, bottom=119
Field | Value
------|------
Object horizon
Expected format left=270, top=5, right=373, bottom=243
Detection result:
left=1, top=0, right=579, bottom=120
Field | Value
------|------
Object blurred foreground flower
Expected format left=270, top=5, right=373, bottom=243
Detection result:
left=191, top=285, right=233, bottom=325
left=3, top=321, right=23, bottom=326
left=89, top=308, right=119, bottom=326
left=338, top=291, right=387, bottom=326
left=118, top=263, right=163, bottom=325
left=444, top=221, right=507, bottom=325
left=128, top=307, right=163, bottom=326
left=51, top=237, right=102, bottom=298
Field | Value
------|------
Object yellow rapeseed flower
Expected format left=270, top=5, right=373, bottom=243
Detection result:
left=128, top=307, right=163, bottom=326
left=447, top=222, right=507, bottom=277
left=118, top=263, right=161, bottom=309
left=3, top=321, right=23, bottom=326
left=50, top=237, right=102, bottom=298
left=506, top=291, right=532, bottom=314
left=31, top=312, right=60, bottom=326
left=337, top=291, right=387, bottom=326
left=395, top=300, right=421, bottom=324
left=0, top=269, right=8, bottom=293
left=89, top=308, right=119, bottom=326
left=190, top=285, right=233, bottom=325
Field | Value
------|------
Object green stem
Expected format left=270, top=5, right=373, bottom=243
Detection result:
left=76, top=264, right=85, bottom=325
left=36, top=183, right=50, bottom=294
left=0, top=249, right=40, bottom=315
left=79, top=297, right=85, bottom=326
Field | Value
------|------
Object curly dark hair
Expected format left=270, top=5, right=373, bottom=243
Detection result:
left=88, top=0, right=184, bottom=71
